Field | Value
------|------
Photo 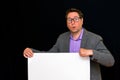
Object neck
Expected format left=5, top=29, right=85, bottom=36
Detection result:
left=71, top=29, right=82, bottom=40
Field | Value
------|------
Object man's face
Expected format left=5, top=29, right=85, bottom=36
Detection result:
left=66, top=12, right=83, bottom=33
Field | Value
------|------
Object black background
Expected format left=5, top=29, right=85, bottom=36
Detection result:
left=1, top=0, right=120, bottom=80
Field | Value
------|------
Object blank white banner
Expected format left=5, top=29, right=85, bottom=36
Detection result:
left=28, top=53, right=90, bottom=80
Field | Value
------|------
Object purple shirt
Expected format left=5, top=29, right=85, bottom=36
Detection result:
left=69, top=28, right=84, bottom=52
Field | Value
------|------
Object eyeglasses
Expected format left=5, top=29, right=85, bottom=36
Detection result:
left=67, top=17, right=80, bottom=23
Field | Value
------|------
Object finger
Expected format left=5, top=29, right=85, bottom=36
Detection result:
left=27, top=52, right=33, bottom=57
left=24, top=53, right=29, bottom=58
left=24, top=51, right=33, bottom=58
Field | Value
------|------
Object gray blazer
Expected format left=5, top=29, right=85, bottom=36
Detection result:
left=48, top=28, right=115, bottom=80
left=32, top=28, right=115, bottom=80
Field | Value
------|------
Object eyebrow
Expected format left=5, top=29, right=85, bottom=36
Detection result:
left=67, top=16, right=79, bottom=18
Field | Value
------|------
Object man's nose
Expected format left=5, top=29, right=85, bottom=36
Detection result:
left=71, top=19, right=75, bottom=24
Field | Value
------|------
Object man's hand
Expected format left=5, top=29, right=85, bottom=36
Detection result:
left=23, top=48, right=34, bottom=58
left=79, top=48, right=93, bottom=57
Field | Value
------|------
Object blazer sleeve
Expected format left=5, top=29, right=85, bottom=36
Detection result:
left=90, top=37, right=115, bottom=67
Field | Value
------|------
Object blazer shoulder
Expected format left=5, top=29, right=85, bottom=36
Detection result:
left=59, top=31, right=70, bottom=38
left=84, top=29, right=103, bottom=40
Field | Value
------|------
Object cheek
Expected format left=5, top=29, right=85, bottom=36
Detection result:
left=67, top=23, right=71, bottom=28
left=78, top=21, right=83, bottom=26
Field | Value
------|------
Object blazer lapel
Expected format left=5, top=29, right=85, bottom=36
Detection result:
left=62, top=32, right=70, bottom=52
left=81, top=29, right=88, bottom=48
left=65, top=33, right=70, bottom=52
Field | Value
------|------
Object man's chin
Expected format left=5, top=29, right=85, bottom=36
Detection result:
left=70, top=30, right=78, bottom=33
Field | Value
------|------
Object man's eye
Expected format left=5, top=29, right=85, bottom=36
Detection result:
left=74, top=18, right=78, bottom=21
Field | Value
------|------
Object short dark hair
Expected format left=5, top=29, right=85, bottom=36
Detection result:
left=65, top=8, right=84, bottom=19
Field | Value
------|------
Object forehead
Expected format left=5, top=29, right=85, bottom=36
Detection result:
left=67, top=12, right=79, bottom=18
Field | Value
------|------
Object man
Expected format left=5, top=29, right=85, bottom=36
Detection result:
left=23, top=8, right=115, bottom=80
